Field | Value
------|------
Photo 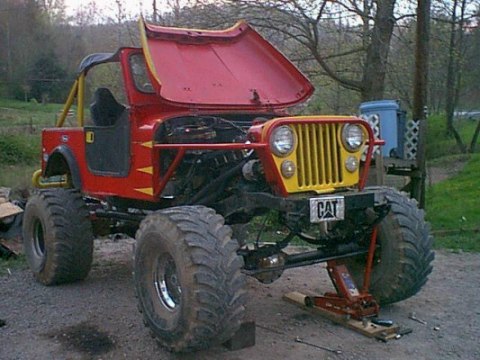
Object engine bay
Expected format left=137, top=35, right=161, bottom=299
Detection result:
left=155, top=114, right=273, bottom=205
left=155, top=114, right=271, bottom=144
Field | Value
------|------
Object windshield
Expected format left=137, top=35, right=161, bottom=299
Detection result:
left=129, top=53, right=155, bottom=94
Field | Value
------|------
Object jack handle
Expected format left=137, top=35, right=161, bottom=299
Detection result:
left=361, top=225, right=378, bottom=294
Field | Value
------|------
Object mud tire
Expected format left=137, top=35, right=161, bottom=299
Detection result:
left=22, top=189, right=94, bottom=285
left=346, top=187, right=434, bottom=305
left=133, top=206, right=247, bottom=352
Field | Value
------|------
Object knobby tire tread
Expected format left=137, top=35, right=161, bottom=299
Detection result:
left=24, top=189, right=93, bottom=285
left=134, top=206, right=247, bottom=352
left=366, top=187, right=434, bottom=305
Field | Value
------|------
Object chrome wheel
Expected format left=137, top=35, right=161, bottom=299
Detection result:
left=32, top=218, right=46, bottom=257
left=154, top=254, right=181, bottom=310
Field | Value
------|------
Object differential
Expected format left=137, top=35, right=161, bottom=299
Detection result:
left=253, top=252, right=287, bottom=284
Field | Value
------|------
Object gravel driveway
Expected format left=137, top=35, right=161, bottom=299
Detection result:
left=1, top=238, right=479, bottom=360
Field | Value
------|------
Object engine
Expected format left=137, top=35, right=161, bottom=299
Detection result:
left=155, top=115, right=267, bottom=205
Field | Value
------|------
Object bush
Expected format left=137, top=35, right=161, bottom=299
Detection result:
left=0, top=135, right=40, bottom=165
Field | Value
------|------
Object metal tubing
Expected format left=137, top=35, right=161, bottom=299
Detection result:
left=285, top=243, right=363, bottom=265
left=77, top=73, right=85, bottom=126
left=56, top=80, right=78, bottom=127
left=94, top=209, right=145, bottom=222
left=283, top=249, right=369, bottom=271
left=154, top=143, right=266, bottom=151
left=362, top=226, right=378, bottom=293
left=189, top=159, right=247, bottom=204
left=243, top=247, right=369, bottom=275
left=31, top=169, right=68, bottom=189
left=156, top=149, right=186, bottom=197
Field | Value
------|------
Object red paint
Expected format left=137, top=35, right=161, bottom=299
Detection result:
left=309, top=260, right=380, bottom=320
left=41, top=22, right=381, bottom=203
left=362, top=226, right=379, bottom=294
left=142, top=21, right=314, bottom=109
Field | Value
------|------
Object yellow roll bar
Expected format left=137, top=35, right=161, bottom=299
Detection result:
left=55, top=72, right=86, bottom=128
left=77, top=73, right=85, bottom=126
left=56, top=79, right=78, bottom=127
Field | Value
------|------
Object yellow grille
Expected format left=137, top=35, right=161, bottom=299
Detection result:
left=292, top=123, right=343, bottom=188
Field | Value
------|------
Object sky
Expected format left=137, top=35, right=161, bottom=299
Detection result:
left=62, top=0, right=192, bottom=20
left=63, top=0, right=147, bottom=19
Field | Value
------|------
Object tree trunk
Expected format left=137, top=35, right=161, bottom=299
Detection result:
left=444, top=0, right=467, bottom=153
left=452, top=127, right=467, bottom=153
left=153, top=0, right=158, bottom=22
left=412, top=0, right=431, bottom=209
left=360, top=0, right=396, bottom=101
left=445, top=0, right=457, bottom=134
left=6, top=18, right=12, bottom=80
left=470, top=120, right=480, bottom=153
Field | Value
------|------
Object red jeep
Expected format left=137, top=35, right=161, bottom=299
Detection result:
left=23, top=19, right=433, bottom=352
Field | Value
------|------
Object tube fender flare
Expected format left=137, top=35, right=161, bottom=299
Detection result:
left=44, top=145, right=82, bottom=189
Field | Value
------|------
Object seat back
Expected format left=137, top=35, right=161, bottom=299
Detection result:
left=90, top=88, right=125, bottom=126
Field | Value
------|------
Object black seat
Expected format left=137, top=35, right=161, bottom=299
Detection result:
left=90, top=88, right=125, bottom=126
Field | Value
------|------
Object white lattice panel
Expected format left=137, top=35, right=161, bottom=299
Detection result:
left=404, top=119, right=419, bottom=160
left=360, top=113, right=381, bottom=159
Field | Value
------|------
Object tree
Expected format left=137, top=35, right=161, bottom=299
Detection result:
left=28, top=54, right=69, bottom=103
left=385, top=19, right=416, bottom=110
left=465, top=8, right=480, bottom=152
left=433, top=0, right=480, bottom=153
left=0, top=0, right=73, bottom=100
left=215, top=0, right=400, bottom=102
left=444, top=0, right=468, bottom=152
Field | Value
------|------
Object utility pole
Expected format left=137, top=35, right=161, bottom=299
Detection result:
left=412, top=0, right=431, bottom=208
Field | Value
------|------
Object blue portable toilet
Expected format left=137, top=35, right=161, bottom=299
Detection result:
left=359, top=100, right=406, bottom=158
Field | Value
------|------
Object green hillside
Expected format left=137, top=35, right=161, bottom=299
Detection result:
left=427, top=154, right=480, bottom=252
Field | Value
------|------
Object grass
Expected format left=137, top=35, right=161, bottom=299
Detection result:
left=0, top=254, right=27, bottom=276
left=426, top=153, right=480, bottom=252
left=0, top=134, right=42, bottom=190
left=427, top=153, right=471, bottom=167
left=0, top=98, right=58, bottom=190
left=0, top=164, right=40, bottom=192
left=0, top=98, right=63, bottom=112
left=426, top=154, right=480, bottom=230
left=426, top=114, right=479, bottom=159
left=432, top=234, right=480, bottom=253
left=0, top=98, right=64, bottom=128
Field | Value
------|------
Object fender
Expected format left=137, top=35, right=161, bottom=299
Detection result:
left=44, top=145, right=82, bottom=189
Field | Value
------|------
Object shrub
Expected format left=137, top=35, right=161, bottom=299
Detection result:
left=0, top=135, right=40, bottom=165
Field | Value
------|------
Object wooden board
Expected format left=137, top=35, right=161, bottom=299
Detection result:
left=283, top=291, right=402, bottom=340
left=0, top=202, right=23, bottom=219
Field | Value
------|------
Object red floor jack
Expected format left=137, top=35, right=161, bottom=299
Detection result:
left=284, top=227, right=411, bottom=341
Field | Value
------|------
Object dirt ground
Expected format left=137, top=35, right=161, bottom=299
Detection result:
left=1, top=237, right=479, bottom=360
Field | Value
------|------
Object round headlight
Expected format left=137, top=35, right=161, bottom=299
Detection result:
left=281, top=160, right=296, bottom=178
left=270, top=125, right=295, bottom=157
left=342, top=124, right=364, bottom=152
left=345, top=155, right=359, bottom=172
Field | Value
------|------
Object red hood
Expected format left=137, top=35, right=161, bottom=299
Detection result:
left=139, top=18, right=314, bottom=110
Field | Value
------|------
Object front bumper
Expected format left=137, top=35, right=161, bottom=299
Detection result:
left=217, top=188, right=389, bottom=222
